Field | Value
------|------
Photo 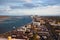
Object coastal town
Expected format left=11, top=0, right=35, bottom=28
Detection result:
left=0, top=16, right=60, bottom=40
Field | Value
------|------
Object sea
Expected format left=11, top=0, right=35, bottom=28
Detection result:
left=0, top=16, right=32, bottom=34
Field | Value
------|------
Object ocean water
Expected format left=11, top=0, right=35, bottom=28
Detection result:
left=0, top=16, right=32, bottom=34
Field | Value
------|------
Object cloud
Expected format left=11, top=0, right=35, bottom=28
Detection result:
left=24, top=0, right=32, bottom=3
left=0, top=0, right=60, bottom=8
left=6, top=0, right=60, bottom=9
left=10, top=3, right=37, bottom=9
left=0, top=0, right=60, bottom=16
left=0, top=5, right=60, bottom=16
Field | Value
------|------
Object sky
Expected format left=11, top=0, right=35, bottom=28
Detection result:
left=0, top=0, right=60, bottom=16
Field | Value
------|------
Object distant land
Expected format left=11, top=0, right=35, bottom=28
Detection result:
left=0, top=16, right=9, bottom=18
